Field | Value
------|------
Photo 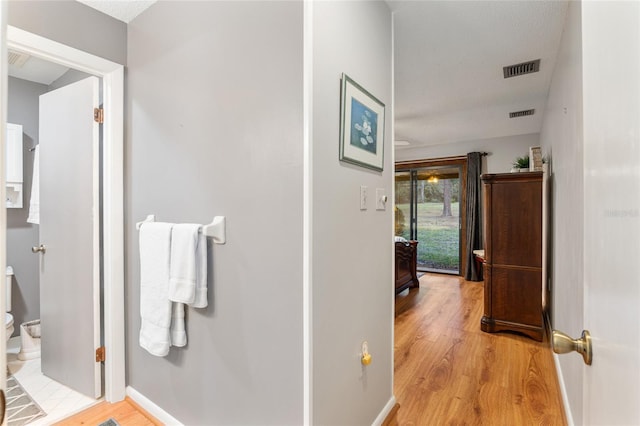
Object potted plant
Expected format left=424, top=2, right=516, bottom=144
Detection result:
left=512, top=155, right=530, bottom=172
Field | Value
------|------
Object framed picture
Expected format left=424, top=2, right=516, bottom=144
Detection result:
left=340, top=73, right=385, bottom=172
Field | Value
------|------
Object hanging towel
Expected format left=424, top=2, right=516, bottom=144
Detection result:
left=139, top=222, right=174, bottom=357
left=168, top=224, right=208, bottom=308
left=26, top=146, right=39, bottom=224
left=170, top=302, right=187, bottom=347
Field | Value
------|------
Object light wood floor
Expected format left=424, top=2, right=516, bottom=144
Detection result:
left=387, top=273, right=566, bottom=425
left=53, top=397, right=162, bottom=426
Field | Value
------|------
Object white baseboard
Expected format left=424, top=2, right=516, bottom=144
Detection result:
left=372, top=395, right=397, bottom=426
left=552, top=353, right=575, bottom=426
left=126, top=386, right=183, bottom=425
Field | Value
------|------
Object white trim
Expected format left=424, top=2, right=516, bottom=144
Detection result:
left=553, top=353, right=575, bottom=426
left=126, top=386, right=183, bottom=425
left=303, top=0, right=313, bottom=424
left=371, top=396, right=397, bottom=426
left=0, top=1, right=9, bottom=404
left=90, top=76, right=101, bottom=398
left=390, top=6, right=396, bottom=410
left=6, top=26, right=125, bottom=402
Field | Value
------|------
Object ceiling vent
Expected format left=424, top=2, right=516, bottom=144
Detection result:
left=509, top=109, right=535, bottom=118
left=503, top=59, right=540, bottom=79
left=8, top=49, right=30, bottom=68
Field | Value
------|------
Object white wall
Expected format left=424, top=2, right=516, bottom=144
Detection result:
left=311, top=2, right=394, bottom=424
left=538, top=2, right=583, bottom=424
left=395, top=133, right=540, bottom=174
left=126, top=2, right=304, bottom=424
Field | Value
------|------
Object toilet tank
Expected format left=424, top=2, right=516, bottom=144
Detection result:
left=5, top=266, right=12, bottom=311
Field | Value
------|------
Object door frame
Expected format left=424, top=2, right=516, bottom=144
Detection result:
left=2, top=26, right=125, bottom=402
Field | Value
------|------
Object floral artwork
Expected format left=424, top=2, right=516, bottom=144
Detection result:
left=339, top=74, right=385, bottom=171
left=350, top=98, right=378, bottom=154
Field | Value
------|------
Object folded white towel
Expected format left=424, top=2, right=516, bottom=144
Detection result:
left=168, top=224, right=208, bottom=308
left=139, top=222, right=173, bottom=357
left=27, top=145, right=39, bottom=225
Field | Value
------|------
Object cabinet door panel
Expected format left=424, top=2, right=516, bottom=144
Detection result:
left=490, top=182, right=542, bottom=268
left=490, top=267, right=542, bottom=327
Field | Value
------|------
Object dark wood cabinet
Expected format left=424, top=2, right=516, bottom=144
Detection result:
left=395, top=240, right=419, bottom=294
left=480, top=172, right=544, bottom=341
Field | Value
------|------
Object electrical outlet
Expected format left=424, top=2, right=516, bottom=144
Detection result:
left=376, top=188, right=386, bottom=210
left=360, top=185, right=368, bottom=210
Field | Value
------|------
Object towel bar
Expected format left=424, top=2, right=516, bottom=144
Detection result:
left=136, top=214, right=226, bottom=244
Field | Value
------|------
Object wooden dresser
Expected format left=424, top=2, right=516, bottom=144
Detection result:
left=480, top=172, right=544, bottom=341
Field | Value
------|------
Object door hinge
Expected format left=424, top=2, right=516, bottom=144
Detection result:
left=93, top=108, right=104, bottom=124
left=95, top=346, right=106, bottom=363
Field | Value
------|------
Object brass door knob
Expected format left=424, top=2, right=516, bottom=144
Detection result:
left=552, top=329, right=592, bottom=365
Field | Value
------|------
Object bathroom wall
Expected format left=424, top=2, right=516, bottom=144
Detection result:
left=6, top=76, right=47, bottom=336
left=310, top=1, right=394, bottom=424
left=126, top=2, right=304, bottom=423
left=395, top=133, right=540, bottom=174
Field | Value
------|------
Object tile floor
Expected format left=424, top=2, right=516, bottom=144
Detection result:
left=7, top=336, right=100, bottom=425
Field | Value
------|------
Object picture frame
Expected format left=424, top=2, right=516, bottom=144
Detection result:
left=339, top=73, right=385, bottom=172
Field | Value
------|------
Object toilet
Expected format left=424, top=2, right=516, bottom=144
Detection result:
left=5, top=266, right=14, bottom=340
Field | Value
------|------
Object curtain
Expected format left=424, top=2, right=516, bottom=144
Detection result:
left=464, top=152, right=483, bottom=281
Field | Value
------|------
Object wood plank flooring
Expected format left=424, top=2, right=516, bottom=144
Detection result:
left=53, top=397, right=162, bottom=426
left=387, top=273, right=566, bottom=425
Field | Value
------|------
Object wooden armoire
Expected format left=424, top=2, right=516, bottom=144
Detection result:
left=480, top=171, right=545, bottom=341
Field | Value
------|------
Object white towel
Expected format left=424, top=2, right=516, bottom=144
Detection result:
left=170, top=302, right=187, bottom=347
left=139, top=222, right=173, bottom=357
left=26, top=146, right=39, bottom=224
left=168, top=224, right=208, bottom=308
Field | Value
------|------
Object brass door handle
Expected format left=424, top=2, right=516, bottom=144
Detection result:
left=552, top=329, right=592, bottom=365
left=31, top=244, right=46, bottom=254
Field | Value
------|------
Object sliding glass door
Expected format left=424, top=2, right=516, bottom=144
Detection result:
left=395, top=165, right=462, bottom=274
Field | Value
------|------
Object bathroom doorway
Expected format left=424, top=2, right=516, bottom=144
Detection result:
left=1, top=25, right=125, bottom=406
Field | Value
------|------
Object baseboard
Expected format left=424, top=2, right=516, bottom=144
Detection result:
left=372, top=395, right=397, bottom=426
left=126, top=386, right=183, bottom=425
left=552, top=353, right=575, bottom=426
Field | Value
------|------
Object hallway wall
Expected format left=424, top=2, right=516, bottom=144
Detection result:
left=311, top=2, right=394, bottom=424
left=8, top=1, right=126, bottom=65
left=539, top=1, right=584, bottom=424
left=125, top=2, right=304, bottom=424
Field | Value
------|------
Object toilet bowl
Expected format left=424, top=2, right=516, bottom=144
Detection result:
left=5, top=267, right=14, bottom=340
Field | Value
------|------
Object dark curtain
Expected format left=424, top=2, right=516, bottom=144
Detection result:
left=464, top=152, right=483, bottom=281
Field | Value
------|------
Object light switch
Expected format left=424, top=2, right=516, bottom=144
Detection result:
left=376, top=188, right=386, bottom=210
left=360, top=185, right=368, bottom=210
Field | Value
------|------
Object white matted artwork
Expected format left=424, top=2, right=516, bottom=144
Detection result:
left=339, top=73, right=385, bottom=171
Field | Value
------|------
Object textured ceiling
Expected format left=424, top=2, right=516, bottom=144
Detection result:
left=392, top=0, right=569, bottom=148
left=76, top=0, right=157, bottom=23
